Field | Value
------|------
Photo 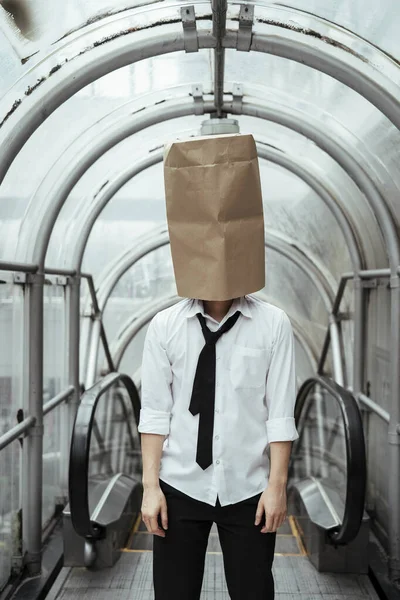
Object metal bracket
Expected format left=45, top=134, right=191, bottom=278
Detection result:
left=237, top=4, right=254, bottom=52
left=11, top=554, right=23, bottom=575
left=191, top=84, right=205, bottom=115
left=25, top=272, right=45, bottom=285
left=30, top=424, right=44, bottom=437
left=181, top=6, right=199, bottom=53
left=232, top=83, right=243, bottom=113
left=14, top=272, right=27, bottom=284
left=390, top=275, right=400, bottom=288
left=56, top=275, right=69, bottom=286
left=362, top=278, right=378, bottom=289
left=336, top=311, right=351, bottom=322
left=389, top=430, right=400, bottom=445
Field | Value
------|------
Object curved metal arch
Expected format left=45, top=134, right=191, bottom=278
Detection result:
left=82, top=223, right=334, bottom=387
left=234, top=97, right=400, bottom=271
left=30, top=98, right=215, bottom=267
left=77, top=133, right=364, bottom=396
left=55, top=96, right=366, bottom=275
left=75, top=138, right=364, bottom=272
left=95, top=227, right=335, bottom=310
left=109, top=294, right=319, bottom=374
left=257, top=143, right=363, bottom=269
left=0, top=7, right=397, bottom=266
left=2, top=3, right=400, bottom=199
left=78, top=160, right=336, bottom=312
left=54, top=91, right=393, bottom=274
left=0, top=6, right=215, bottom=191
left=77, top=132, right=365, bottom=410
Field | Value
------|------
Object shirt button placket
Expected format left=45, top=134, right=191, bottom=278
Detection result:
left=215, top=355, right=221, bottom=466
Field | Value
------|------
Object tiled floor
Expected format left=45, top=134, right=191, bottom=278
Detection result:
left=48, top=518, right=379, bottom=600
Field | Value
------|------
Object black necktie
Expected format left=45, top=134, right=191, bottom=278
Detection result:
left=189, top=310, right=241, bottom=470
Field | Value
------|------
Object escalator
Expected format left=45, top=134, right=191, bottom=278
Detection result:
left=63, top=373, right=143, bottom=569
left=288, top=375, right=369, bottom=574
left=59, top=371, right=376, bottom=598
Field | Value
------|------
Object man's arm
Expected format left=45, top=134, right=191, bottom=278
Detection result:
left=255, top=312, right=299, bottom=533
left=141, top=433, right=168, bottom=536
left=257, top=441, right=292, bottom=532
left=138, top=316, right=173, bottom=537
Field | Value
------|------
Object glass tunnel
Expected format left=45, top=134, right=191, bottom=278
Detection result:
left=0, top=0, right=399, bottom=598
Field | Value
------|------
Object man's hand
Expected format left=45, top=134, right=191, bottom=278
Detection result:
left=141, top=485, right=168, bottom=537
left=255, top=483, right=287, bottom=533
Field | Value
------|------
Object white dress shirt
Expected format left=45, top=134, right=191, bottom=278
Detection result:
left=138, top=294, right=299, bottom=507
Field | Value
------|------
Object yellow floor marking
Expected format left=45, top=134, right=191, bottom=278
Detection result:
left=274, top=553, right=305, bottom=557
left=206, top=552, right=304, bottom=556
left=133, top=530, right=292, bottom=537
left=288, top=516, right=307, bottom=556
left=122, top=548, right=152, bottom=553
left=125, top=514, right=142, bottom=549
left=124, top=514, right=305, bottom=557
left=122, top=549, right=303, bottom=557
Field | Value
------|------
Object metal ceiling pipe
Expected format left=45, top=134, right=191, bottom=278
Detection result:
left=212, top=0, right=227, bottom=117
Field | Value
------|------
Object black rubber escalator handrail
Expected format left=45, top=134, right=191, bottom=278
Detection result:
left=295, top=375, right=367, bottom=545
left=69, top=372, right=141, bottom=540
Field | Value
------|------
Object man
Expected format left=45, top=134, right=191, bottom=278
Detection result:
left=138, top=133, right=299, bottom=599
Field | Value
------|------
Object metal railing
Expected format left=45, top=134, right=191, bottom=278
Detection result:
left=317, top=266, right=396, bottom=428
left=0, top=258, right=397, bottom=553
left=0, top=415, right=36, bottom=452
left=0, top=386, right=75, bottom=452
left=318, top=268, right=388, bottom=376
left=0, top=262, right=116, bottom=458
left=0, top=262, right=396, bottom=443
left=68, top=372, right=140, bottom=540
left=294, top=375, right=367, bottom=545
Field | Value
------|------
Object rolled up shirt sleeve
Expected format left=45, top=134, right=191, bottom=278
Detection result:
left=138, top=314, right=173, bottom=436
left=265, top=311, right=299, bottom=443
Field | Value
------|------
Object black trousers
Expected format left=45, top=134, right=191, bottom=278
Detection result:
left=153, top=479, right=276, bottom=599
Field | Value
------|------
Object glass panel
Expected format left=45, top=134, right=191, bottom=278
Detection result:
left=291, top=382, right=348, bottom=521
left=0, top=277, right=24, bottom=590
left=42, top=281, right=67, bottom=525
left=250, top=0, right=400, bottom=59
left=366, top=414, right=389, bottom=535
left=88, top=383, right=141, bottom=485
left=294, top=337, right=315, bottom=386
left=119, top=323, right=150, bottom=384
left=79, top=277, right=92, bottom=386
left=42, top=409, right=62, bottom=525
left=43, top=282, right=66, bottom=403
left=263, top=250, right=329, bottom=335
left=0, top=440, right=20, bottom=593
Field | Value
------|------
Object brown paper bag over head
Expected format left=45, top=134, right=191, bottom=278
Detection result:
left=164, top=133, right=265, bottom=301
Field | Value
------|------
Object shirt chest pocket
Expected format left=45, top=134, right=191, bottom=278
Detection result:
left=228, top=345, right=267, bottom=390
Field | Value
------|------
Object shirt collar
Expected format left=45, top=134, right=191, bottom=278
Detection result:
left=185, top=296, right=253, bottom=320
